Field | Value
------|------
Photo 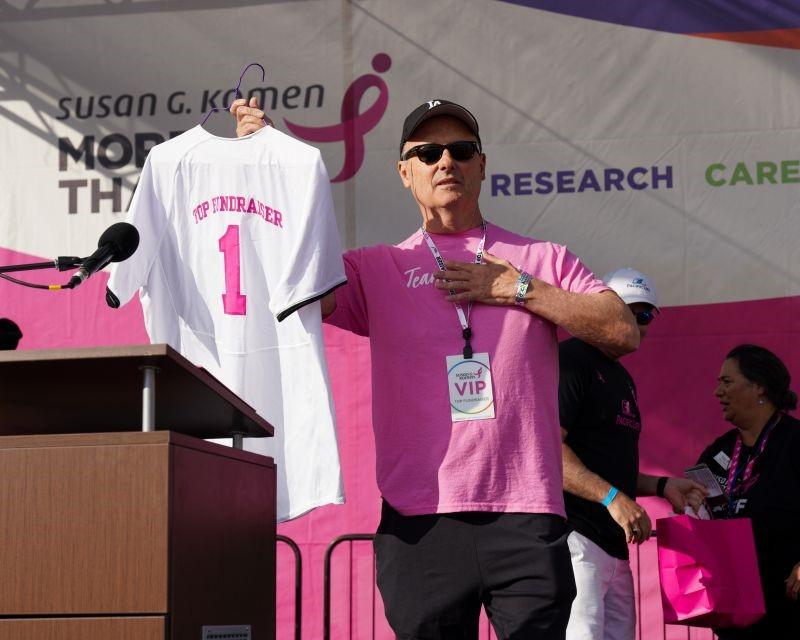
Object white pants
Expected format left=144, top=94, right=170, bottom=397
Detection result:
left=565, top=531, right=636, bottom=640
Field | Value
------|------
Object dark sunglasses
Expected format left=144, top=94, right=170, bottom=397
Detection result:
left=635, top=309, right=657, bottom=326
left=401, top=140, right=481, bottom=164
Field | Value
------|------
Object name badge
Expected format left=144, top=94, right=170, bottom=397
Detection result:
left=713, top=451, right=731, bottom=470
left=446, top=352, right=495, bottom=422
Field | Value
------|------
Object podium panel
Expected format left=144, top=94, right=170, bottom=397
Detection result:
left=0, top=434, right=170, bottom=614
left=0, top=432, right=275, bottom=640
left=0, top=345, right=274, bottom=439
left=0, top=617, right=165, bottom=640
left=170, top=436, right=276, bottom=637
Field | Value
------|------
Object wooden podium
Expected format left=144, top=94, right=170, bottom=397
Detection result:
left=0, top=345, right=276, bottom=640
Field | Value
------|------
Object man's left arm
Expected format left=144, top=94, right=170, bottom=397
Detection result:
left=434, top=252, right=639, bottom=356
left=522, top=280, right=637, bottom=356
left=637, top=473, right=707, bottom=513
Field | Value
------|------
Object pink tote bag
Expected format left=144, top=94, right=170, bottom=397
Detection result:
left=656, top=515, right=765, bottom=628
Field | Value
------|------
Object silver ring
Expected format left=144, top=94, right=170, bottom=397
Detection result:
left=631, top=528, right=639, bottom=535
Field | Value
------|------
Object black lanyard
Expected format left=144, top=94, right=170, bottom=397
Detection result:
left=420, top=222, right=487, bottom=359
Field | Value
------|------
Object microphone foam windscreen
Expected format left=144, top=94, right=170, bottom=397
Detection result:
left=99, top=222, right=140, bottom=262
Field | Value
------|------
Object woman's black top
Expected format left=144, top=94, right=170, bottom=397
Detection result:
left=697, top=413, right=800, bottom=637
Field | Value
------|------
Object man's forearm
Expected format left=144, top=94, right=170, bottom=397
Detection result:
left=564, top=439, right=653, bottom=543
left=636, top=473, right=660, bottom=497
left=321, top=291, right=337, bottom=318
left=563, top=442, right=613, bottom=502
left=431, top=254, right=637, bottom=355
left=525, top=284, right=639, bottom=356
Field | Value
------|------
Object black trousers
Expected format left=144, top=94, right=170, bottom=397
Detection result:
left=373, top=502, right=576, bottom=640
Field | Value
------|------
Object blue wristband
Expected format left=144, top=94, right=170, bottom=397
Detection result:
left=601, top=486, right=619, bottom=507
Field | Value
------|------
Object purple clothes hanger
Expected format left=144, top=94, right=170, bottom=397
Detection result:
left=201, top=62, right=267, bottom=126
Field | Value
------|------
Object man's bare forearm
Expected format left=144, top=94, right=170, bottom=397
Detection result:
left=563, top=441, right=613, bottom=502
left=321, top=292, right=337, bottom=318
left=636, top=473, right=661, bottom=497
left=431, top=254, right=638, bottom=355
left=562, top=433, right=652, bottom=542
left=525, top=284, right=639, bottom=356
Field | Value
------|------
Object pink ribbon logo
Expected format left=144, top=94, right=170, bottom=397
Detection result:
left=284, top=53, right=391, bottom=183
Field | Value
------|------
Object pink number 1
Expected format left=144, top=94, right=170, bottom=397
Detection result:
left=218, top=224, right=247, bottom=315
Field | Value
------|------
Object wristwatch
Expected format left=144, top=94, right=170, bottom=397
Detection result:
left=515, top=271, right=532, bottom=306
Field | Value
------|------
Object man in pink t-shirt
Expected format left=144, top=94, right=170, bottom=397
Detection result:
left=233, top=98, right=639, bottom=640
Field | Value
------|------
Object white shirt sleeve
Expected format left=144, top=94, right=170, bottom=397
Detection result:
left=270, top=151, right=346, bottom=321
left=107, top=153, right=171, bottom=306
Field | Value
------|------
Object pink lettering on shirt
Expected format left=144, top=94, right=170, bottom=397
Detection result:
left=189, top=195, right=286, bottom=230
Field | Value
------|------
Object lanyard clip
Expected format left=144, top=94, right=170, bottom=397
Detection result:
left=462, top=327, right=473, bottom=360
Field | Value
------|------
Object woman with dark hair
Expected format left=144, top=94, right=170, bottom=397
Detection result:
left=696, top=344, right=800, bottom=638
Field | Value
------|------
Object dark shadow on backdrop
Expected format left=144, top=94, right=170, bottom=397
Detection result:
left=0, top=317, right=22, bottom=349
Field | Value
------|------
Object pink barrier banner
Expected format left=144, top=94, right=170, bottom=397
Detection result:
left=657, top=515, right=765, bottom=628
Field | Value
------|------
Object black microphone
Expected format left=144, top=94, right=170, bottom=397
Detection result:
left=69, top=222, right=140, bottom=289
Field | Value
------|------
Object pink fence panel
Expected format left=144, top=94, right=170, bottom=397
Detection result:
left=320, top=534, right=719, bottom=640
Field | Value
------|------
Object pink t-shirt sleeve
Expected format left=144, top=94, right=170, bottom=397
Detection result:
left=324, top=248, right=370, bottom=337
left=555, top=245, right=609, bottom=294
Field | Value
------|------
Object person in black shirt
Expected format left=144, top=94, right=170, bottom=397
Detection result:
left=560, top=268, right=706, bottom=640
left=696, top=344, right=800, bottom=639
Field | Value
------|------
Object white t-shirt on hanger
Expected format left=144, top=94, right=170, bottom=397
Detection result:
left=108, top=124, right=347, bottom=521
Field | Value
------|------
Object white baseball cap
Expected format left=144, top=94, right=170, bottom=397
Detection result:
left=602, top=268, right=658, bottom=309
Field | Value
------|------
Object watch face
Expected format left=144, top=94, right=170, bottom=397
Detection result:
left=515, top=272, right=531, bottom=305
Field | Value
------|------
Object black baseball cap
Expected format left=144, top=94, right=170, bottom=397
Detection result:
left=400, top=100, right=481, bottom=155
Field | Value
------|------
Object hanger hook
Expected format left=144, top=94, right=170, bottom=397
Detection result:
left=201, top=62, right=266, bottom=127
left=234, top=62, right=266, bottom=100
